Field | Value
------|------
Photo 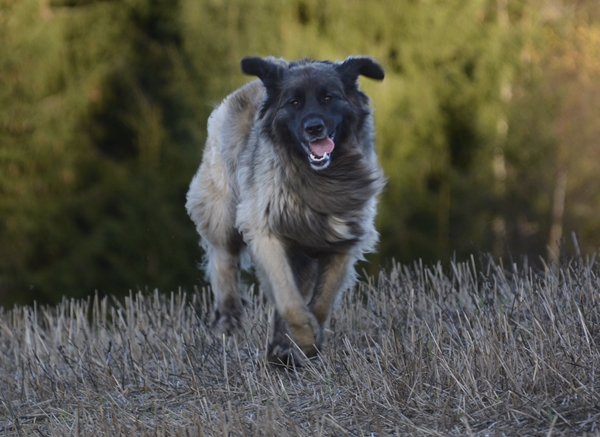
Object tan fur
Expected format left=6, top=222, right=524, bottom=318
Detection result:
left=186, top=57, right=384, bottom=363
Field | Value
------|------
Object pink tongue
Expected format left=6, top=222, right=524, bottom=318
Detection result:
left=308, top=137, right=335, bottom=157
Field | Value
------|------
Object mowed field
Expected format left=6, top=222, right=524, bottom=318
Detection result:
left=0, top=258, right=598, bottom=436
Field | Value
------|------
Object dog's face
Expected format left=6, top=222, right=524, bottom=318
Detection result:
left=241, top=57, right=384, bottom=170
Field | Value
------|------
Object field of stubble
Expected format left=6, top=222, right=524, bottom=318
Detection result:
left=1, top=257, right=599, bottom=436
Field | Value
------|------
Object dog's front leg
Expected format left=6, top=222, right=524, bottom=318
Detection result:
left=309, top=253, right=355, bottom=327
left=205, top=245, right=244, bottom=335
left=250, top=234, right=322, bottom=359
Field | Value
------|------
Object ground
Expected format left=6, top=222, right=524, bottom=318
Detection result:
left=1, top=257, right=599, bottom=436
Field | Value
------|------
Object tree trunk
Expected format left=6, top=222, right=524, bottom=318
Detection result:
left=548, top=164, right=567, bottom=264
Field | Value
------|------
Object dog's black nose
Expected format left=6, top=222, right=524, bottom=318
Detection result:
left=304, top=119, right=325, bottom=137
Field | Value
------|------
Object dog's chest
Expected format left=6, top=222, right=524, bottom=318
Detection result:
left=263, top=185, right=365, bottom=248
left=235, top=141, right=378, bottom=249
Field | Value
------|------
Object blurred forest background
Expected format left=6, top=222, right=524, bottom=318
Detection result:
left=1, top=0, right=599, bottom=307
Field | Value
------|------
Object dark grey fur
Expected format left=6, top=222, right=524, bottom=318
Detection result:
left=186, top=56, right=385, bottom=364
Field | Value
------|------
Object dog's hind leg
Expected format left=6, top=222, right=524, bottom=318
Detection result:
left=290, top=252, right=319, bottom=301
left=205, top=245, right=244, bottom=335
left=309, top=253, right=355, bottom=327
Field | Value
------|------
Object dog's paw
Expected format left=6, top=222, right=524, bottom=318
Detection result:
left=267, top=339, right=320, bottom=367
left=267, top=318, right=321, bottom=367
left=212, top=297, right=244, bottom=335
left=283, top=311, right=323, bottom=358
left=267, top=340, right=296, bottom=367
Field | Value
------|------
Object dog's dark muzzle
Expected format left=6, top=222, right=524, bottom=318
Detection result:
left=304, top=118, right=325, bottom=137
left=302, top=118, right=336, bottom=170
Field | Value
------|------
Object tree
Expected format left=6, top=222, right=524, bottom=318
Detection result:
left=0, top=0, right=206, bottom=305
left=2, top=0, right=600, bottom=306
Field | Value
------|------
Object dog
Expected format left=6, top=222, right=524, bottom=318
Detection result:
left=186, top=56, right=385, bottom=364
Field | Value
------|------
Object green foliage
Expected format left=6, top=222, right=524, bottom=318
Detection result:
left=0, top=0, right=204, bottom=304
left=1, top=0, right=599, bottom=306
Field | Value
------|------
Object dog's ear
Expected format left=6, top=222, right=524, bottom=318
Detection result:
left=336, top=57, right=385, bottom=84
left=241, top=57, right=285, bottom=89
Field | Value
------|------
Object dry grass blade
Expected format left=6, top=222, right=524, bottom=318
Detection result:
left=1, top=258, right=599, bottom=436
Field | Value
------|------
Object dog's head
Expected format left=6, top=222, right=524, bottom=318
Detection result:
left=241, top=56, right=384, bottom=171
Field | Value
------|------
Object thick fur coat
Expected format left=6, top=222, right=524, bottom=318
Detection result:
left=186, top=56, right=385, bottom=363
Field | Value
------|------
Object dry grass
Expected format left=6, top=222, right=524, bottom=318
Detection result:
left=1, top=257, right=599, bottom=436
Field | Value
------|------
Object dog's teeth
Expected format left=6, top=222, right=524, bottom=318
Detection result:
left=309, top=152, right=329, bottom=163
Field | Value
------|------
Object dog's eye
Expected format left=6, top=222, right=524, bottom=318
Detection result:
left=324, top=95, right=333, bottom=102
left=290, top=99, right=300, bottom=108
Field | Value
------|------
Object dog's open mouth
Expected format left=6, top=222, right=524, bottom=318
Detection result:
left=307, top=132, right=335, bottom=169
